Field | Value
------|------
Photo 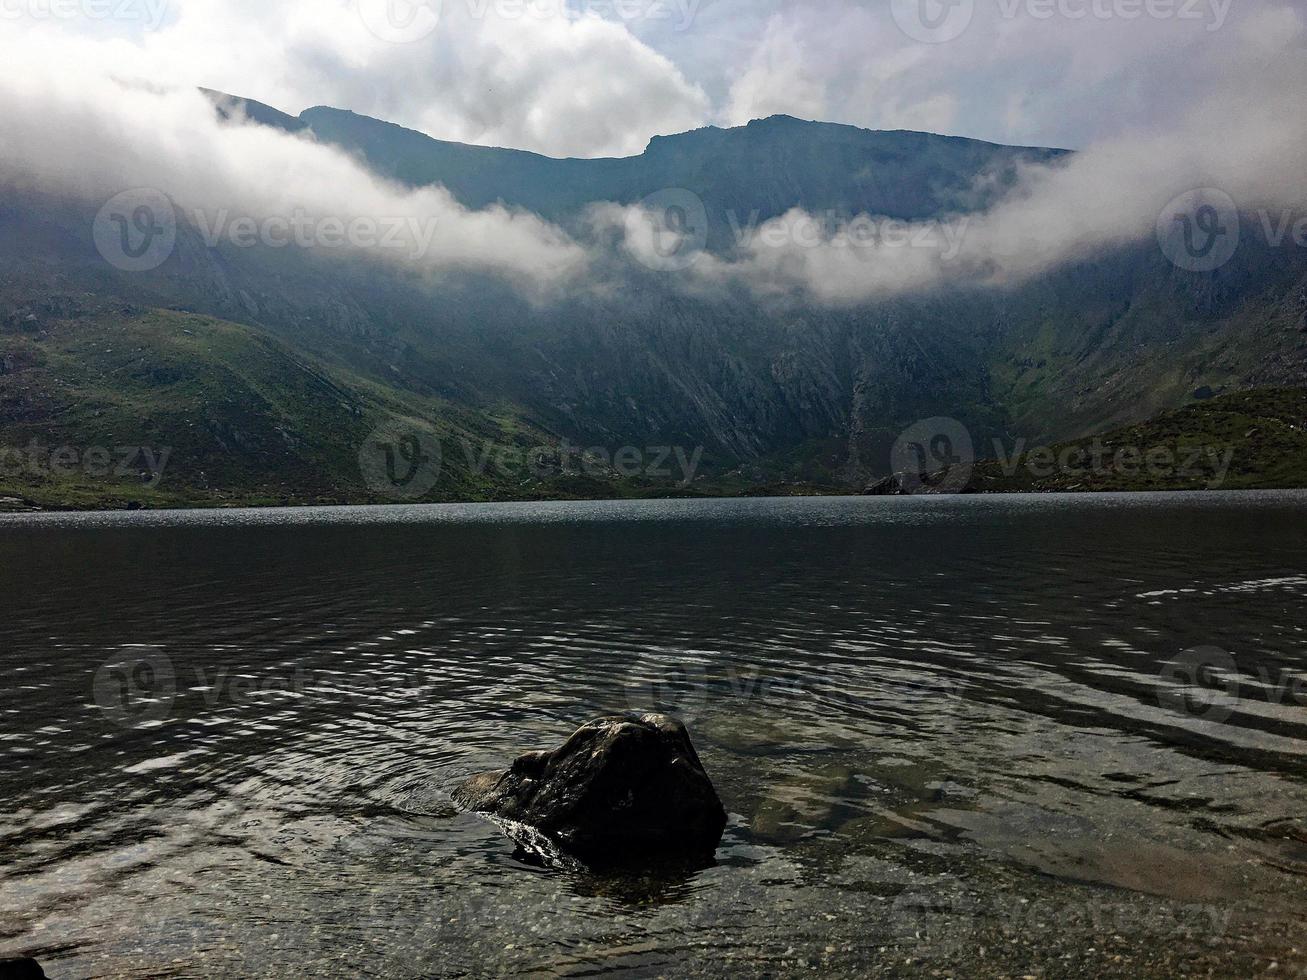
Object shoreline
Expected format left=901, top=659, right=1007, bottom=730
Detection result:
left=2, top=484, right=1305, bottom=518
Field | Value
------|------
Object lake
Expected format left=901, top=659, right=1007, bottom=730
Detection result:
left=2, top=493, right=1306, bottom=977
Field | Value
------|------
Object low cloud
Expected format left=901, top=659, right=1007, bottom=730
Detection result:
left=1, top=0, right=710, bottom=159
left=1, top=5, right=1304, bottom=309
left=0, top=41, right=588, bottom=295
left=722, top=14, right=827, bottom=126
left=612, top=9, right=1307, bottom=305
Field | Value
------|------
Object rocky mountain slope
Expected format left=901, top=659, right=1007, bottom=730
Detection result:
left=1, top=95, right=1304, bottom=507
left=964, top=387, right=1307, bottom=493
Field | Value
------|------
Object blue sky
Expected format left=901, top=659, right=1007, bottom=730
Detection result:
left=1, top=0, right=1289, bottom=157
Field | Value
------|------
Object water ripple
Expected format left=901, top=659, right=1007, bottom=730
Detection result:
left=2, top=492, right=1306, bottom=976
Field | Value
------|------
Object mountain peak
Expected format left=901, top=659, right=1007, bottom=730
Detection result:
left=746, top=113, right=814, bottom=127
left=202, top=89, right=307, bottom=135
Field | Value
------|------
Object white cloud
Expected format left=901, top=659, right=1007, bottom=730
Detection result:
left=0, top=39, right=588, bottom=295
left=874, top=94, right=959, bottom=135
left=1, top=0, right=711, bottom=158
left=611, top=12, right=1307, bottom=305
left=660, top=0, right=1291, bottom=152
left=2, top=0, right=1304, bottom=310
left=2, top=0, right=1297, bottom=160
left=722, top=14, right=826, bottom=124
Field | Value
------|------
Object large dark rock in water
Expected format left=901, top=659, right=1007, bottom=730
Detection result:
left=454, top=714, right=727, bottom=867
left=0, top=958, right=46, bottom=979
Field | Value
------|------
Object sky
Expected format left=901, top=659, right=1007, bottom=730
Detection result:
left=0, top=0, right=1304, bottom=306
left=0, top=0, right=1288, bottom=158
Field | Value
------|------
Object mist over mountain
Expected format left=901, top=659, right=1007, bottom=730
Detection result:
left=297, top=104, right=1067, bottom=233
left=10, top=10, right=1307, bottom=980
left=1, top=83, right=1305, bottom=505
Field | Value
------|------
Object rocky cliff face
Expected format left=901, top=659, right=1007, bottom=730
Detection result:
left=3, top=105, right=1304, bottom=495
left=299, top=107, right=1067, bottom=236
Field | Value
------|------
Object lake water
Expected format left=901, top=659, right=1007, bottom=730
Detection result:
left=2, top=493, right=1306, bottom=978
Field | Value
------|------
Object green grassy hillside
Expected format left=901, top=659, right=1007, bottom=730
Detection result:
left=965, top=387, right=1307, bottom=493
left=4, top=299, right=1304, bottom=509
left=0, top=304, right=715, bottom=510
left=4, top=106, right=1305, bottom=507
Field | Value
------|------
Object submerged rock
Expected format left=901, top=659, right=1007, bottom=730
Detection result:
left=454, top=714, right=727, bottom=868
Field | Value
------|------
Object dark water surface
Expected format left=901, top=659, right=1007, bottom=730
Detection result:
left=2, top=493, right=1306, bottom=977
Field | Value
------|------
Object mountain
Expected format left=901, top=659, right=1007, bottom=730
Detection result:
left=202, top=90, right=308, bottom=135
left=298, top=107, right=1066, bottom=245
left=0, top=298, right=715, bottom=511
left=1, top=94, right=1304, bottom=508
left=872, top=387, right=1307, bottom=494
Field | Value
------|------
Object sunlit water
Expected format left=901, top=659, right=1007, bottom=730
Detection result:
left=2, top=493, right=1306, bottom=977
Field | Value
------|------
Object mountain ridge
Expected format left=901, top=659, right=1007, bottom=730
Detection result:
left=205, top=90, right=1071, bottom=163
left=0, top=92, right=1302, bottom=507
left=292, top=102, right=1068, bottom=230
